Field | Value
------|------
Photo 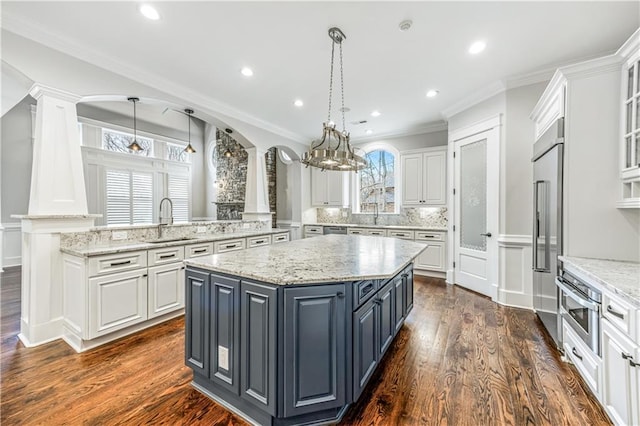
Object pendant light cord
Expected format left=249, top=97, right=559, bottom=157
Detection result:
left=327, top=39, right=335, bottom=125
left=339, top=41, right=346, bottom=134
left=133, top=98, right=137, bottom=142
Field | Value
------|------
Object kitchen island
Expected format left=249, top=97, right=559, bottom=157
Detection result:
left=183, top=235, right=427, bottom=426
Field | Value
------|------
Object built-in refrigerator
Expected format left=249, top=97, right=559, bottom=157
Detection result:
left=532, top=118, right=564, bottom=349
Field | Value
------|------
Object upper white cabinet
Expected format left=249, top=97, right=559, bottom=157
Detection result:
left=617, top=28, right=640, bottom=208
left=311, top=168, right=350, bottom=207
left=401, top=148, right=447, bottom=206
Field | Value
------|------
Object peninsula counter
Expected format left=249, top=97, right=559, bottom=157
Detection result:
left=183, top=235, right=427, bottom=426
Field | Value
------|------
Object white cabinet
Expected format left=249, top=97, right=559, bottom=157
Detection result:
left=401, top=148, right=446, bottom=206
left=414, top=231, right=446, bottom=272
left=185, top=242, right=214, bottom=258
left=602, top=318, right=640, bottom=426
left=272, top=232, right=290, bottom=244
left=148, top=262, right=185, bottom=319
left=214, top=238, right=246, bottom=253
left=304, top=225, right=323, bottom=238
left=88, top=269, right=148, bottom=338
left=248, top=234, right=272, bottom=248
left=617, top=29, right=640, bottom=207
left=311, top=168, right=349, bottom=207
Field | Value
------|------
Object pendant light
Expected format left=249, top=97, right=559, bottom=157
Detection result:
left=127, top=97, right=142, bottom=151
left=223, top=128, right=233, bottom=157
left=301, top=27, right=366, bottom=172
left=183, top=108, right=196, bottom=153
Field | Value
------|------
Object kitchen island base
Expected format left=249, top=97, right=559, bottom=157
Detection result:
left=185, top=264, right=415, bottom=426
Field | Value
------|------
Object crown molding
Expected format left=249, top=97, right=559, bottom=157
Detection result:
left=1, top=14, right=307, bottom=144
left=616, top=27, right=640, bottom=59
left=351, top=121, right=448, bottom=144
left=440, top=80, right=506, bottom=120
left=504, top=67, right=556, bottom=90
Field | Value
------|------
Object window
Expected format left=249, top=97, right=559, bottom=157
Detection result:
left=167, top=143, right=189, bottom=163
left=105, top=170, right=153, bottom=225
left=168, top=174, right=190, bottom=223
left=359, top=149, right=396, bottom=213
left=102, top=129, right=153, bottom=156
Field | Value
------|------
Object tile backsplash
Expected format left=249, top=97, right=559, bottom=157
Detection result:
left=316, top=207, right=448, bottom=228
left=60, top=220, right=269, bottom=251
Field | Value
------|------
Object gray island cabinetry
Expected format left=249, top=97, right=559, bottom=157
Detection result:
left=184, top=235, right=426, bottom=426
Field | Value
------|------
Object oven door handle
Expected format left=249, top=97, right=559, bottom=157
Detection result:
left=555, top=277, right=600, bottom=312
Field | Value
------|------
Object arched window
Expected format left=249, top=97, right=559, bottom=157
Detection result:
left=357, top=147, right=398, bottom=213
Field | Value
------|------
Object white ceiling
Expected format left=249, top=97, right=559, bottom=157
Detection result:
left=2, top=1, right=638, bottom=142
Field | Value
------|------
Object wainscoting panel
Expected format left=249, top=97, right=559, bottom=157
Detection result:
left=2, top=223, right=22, bottom=267
left=497, top=234, right=532, bottom=309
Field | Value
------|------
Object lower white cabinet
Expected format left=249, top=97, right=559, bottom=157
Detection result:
left=88, top=269, right=148, bottom=339
left=602, top=318, right=640, bottom=426
left=148, top=262, right=185, bottom=319
left=415, top=241, right=445, bottom=271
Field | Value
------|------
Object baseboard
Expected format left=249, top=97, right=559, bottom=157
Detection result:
left=414, top=269, right=446, bottom=279
left=18, top=316, right=65, bottom=347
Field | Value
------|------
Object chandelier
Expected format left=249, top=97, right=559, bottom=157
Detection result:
left=301, top=27, right=367, bottom=172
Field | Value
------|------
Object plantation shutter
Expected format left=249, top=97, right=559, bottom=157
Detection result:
left=132, top=172, right=153, bottom=224
left=106, top=170, right=131, bottom=225
left=168, top=174, right=189, bottom=223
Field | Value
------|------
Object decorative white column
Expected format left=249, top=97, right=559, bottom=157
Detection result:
left=15, top=84, right=99, bottom=347
left=242, top=147, right=272, bottom=225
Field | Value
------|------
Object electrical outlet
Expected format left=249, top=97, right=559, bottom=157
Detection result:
left=112, top=231, right=127, bottom=240
left=196, top=226, right=207, bottom=233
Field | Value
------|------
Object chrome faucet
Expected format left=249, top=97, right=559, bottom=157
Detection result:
left=158, top=197, right=173, bottom=238
left=373, top=203, right=379, bottom=225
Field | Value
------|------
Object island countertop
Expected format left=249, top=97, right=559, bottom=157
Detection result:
left=184, top=234, right=427, bottom=285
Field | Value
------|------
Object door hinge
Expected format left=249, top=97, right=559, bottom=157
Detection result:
left=453, top=261, right=456, bottom=268
left=453, top=225, right=456, bottom=232
left=453, top=152, right=456, bottom=158
left=453, top=188, right=456, bottom=195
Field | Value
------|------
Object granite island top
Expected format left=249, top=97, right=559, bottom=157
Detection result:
left=304, top=223, right=447, bottom=231
left=184, top=234, right=428, bottom=285
left=560, top=256, right=640, bottom=308
left=60, top=229, right=288, bottom=257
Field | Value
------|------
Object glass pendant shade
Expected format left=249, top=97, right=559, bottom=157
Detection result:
left=183, top=108, right=196, bottom=154
left=127, top=97, right=142, bottom=151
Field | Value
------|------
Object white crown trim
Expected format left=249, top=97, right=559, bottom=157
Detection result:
left=441, top=80, right=506, bottom=120
left=351, top=121, right=448, bottom=143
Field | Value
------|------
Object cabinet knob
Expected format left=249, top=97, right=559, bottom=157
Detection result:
left=336, top=292, right=345, bottom=298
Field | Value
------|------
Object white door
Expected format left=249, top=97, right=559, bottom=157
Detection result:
left=452, top=124, right=499, bottom=298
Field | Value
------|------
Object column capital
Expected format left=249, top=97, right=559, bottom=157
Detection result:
left=29, top=83, right=81, bottom=103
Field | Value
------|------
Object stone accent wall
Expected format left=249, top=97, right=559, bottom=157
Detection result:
left=265, top=148, right=277, bottom=227
left=215, top=130, right=247, bottom=220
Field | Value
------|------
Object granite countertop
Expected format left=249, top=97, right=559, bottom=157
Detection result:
left=304, top=223, right=447, bottom=232
left=559, top=256, right=640, bottom=308
left=185, top=234, right=428, bottom=285
left=60, top=229, right=290, bottom=258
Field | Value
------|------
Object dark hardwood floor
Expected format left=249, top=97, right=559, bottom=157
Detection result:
left=1, top=266, right=610, bottom=425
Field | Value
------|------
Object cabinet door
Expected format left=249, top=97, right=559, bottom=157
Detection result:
left=88, top=269, right=148, bottom=339
left=326, top=171, right=346, bottom=206
left=602, top=319, right=639, bottom=426
left=378, top=280, right=395, bottom=357
left=393, top=275, right=405, bottom=335
left=311, top=167, right=329, bottom=206
left=209, top=274, right=240, bottom=395
left=148, top=262, right=185, bottom=319
left=401, top=153, right=423, bottom=205
left=240, top=281, right=277, bottom=416
left=185, top=269, right=209, bottom=376
left=403, top=267, right=414, bottom=316
left=423, top=151, right=446, bottom=205
left=283, top=284, right=346, bottom=417
left=353, top=297, right=378, bottom=401
left=415, top=241, right=445, bottom=271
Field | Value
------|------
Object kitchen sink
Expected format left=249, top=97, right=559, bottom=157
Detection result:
left=147, top=237, right=198, bottom=244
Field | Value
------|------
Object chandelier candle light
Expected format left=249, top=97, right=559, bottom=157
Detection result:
left=301, top=27, right=367, bottom=172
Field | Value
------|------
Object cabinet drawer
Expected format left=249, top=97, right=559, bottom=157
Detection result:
left=347, top=228, right=366, bottom=235
left=248, top=235, right=272, bottom=248
left=415, top=231, right=445, bottom=241
left=88, top=250, right=147, bottom=277
left=215, top=238, right=246, bottom=253
left=304, top=226, right=323, bottom=235
left=185, top=242, right=214, bottom=258
left=353, top=279, right=379, bottom=310
left=388, top=230, right=415, bottom=240
left=562, top=319, right=601, bottom=397
left=272, top=232, right=290, bottom=244
left=603, top=291, right=637, bottom=341
left=148, top=246, right=185, bottom=266
left=366, top=229, right=387, bottom=237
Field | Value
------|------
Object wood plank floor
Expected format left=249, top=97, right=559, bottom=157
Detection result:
left=1, top=267, right=611, bottom=425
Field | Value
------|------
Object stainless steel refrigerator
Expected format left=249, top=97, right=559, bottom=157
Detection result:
left=532, top=118, right=564, bottom=349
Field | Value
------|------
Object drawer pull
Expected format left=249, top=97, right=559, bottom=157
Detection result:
left=401, top=273, right=409, bottom=278
left=110, top=260, right=132, bottom=267
left=337, top=292, right=345, bottom=298
left=571, top=347, right=583, bottom=361
left=622, top=352, right=633, bottom=360
left=360, top=283, right=374, bottom=297
left=422, top=235, right=436, bottom=238
left=254, top=240, right=265, bottom=244
left=395, top=233, right=406, bottom=236
left=193, top=248, right=208, bottom=254
left=607, top=305, right=625, bottom=319
left=225, top=244, right=237, bottom=249
left=142, top=274, right=148, bottom=278
left=159, top=254, right=176, bottom=259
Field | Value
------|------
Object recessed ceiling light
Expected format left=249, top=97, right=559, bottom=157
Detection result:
left=294, top=99, right=304, bottom=107
left=371, top=110, right=381, bottom=117
left=241, top=67, right=254, bottom=77
left=365, top=129, right=373, bottom=135
left=468, top=40, right=486, bottom=55
left=398, top=20, right=413, bottom=32
left=139, top=4, right=160, bottom=20
left=426, top=89, right=439, bottom=98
